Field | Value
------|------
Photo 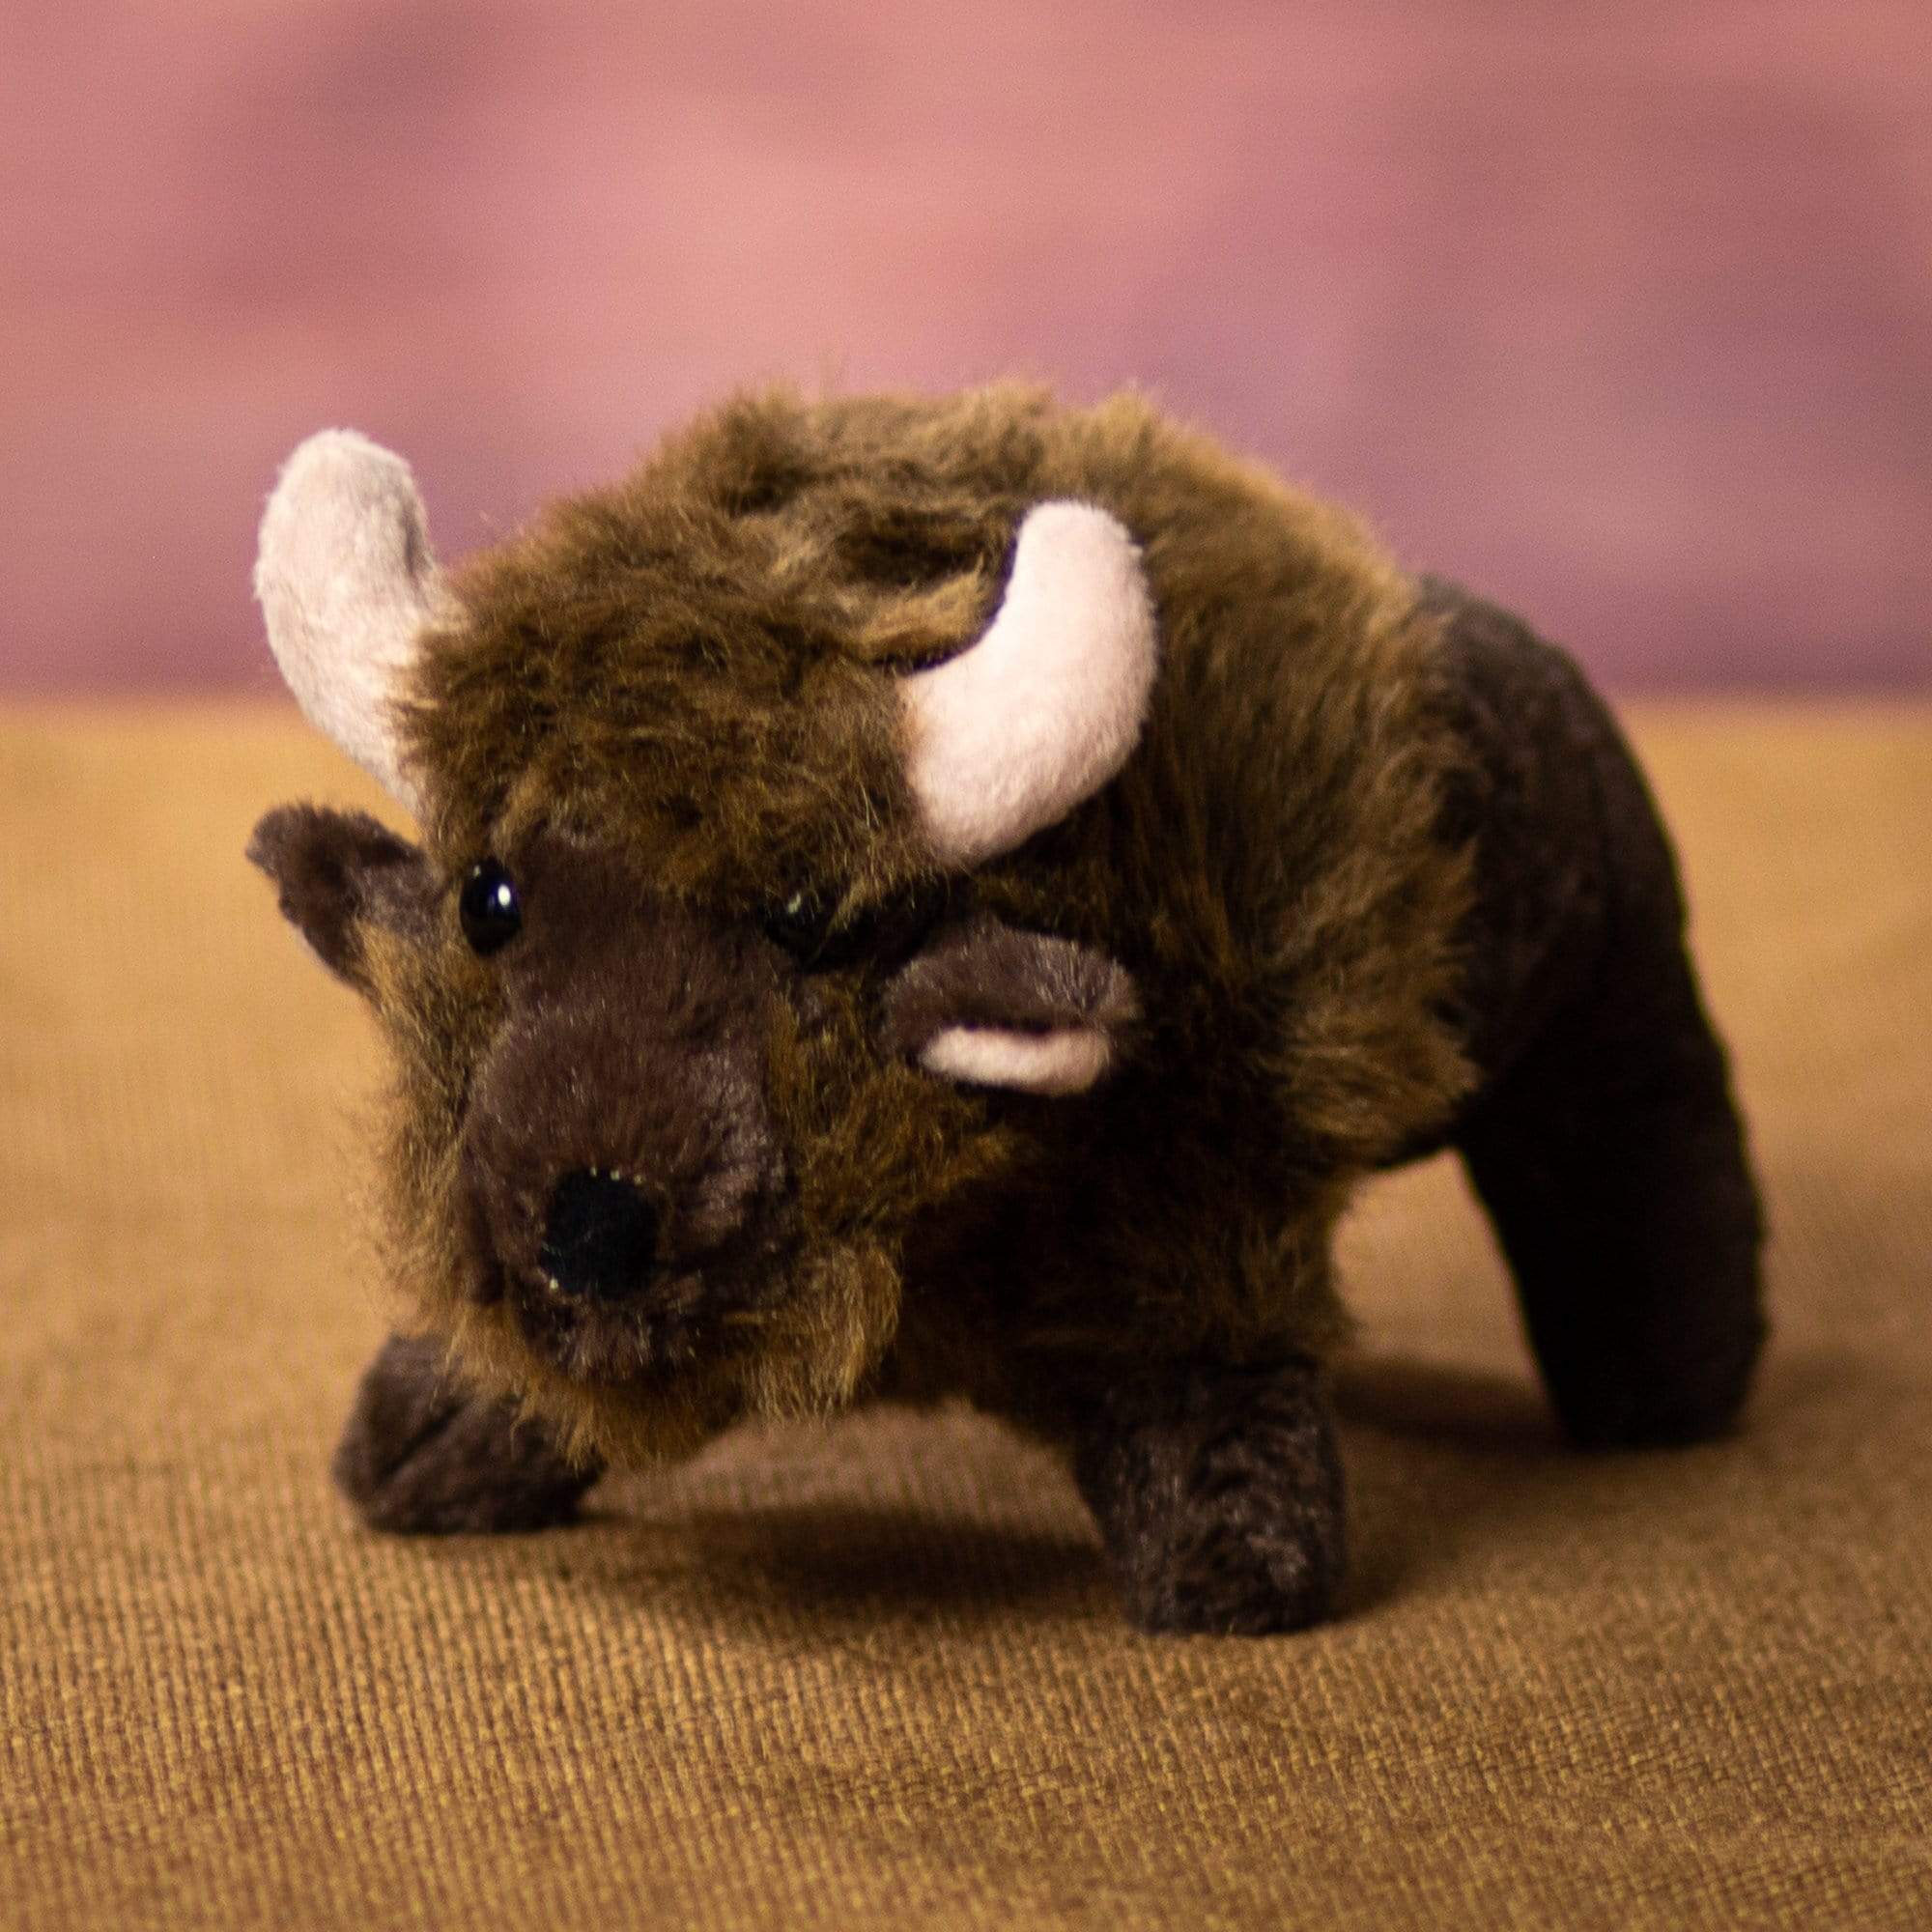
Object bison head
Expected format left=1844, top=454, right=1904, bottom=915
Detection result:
left=247, top=400, right=1155, bottom=1463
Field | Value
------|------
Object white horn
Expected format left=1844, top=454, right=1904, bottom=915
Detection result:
left=900, top=500, right=1158, bottom=867
left=254, top=429, right=442, bottom=811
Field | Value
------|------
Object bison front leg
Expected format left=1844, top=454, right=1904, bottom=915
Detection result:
left=1069, top=1356, right=1346, bottom=1635
left=333, top=1333, right=604, bottom=1534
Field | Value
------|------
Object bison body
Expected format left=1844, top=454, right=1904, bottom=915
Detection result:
left=249, top=387, right=1762, bottom=1633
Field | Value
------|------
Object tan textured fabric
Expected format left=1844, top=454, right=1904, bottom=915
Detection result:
left=2, top=703, right=1928, bottom=1930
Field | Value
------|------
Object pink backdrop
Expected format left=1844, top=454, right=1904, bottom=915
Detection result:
left=4, top=1, right=1927, bottom=694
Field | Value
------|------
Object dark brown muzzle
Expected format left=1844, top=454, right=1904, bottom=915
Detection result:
left=452, top=858, right=793, bottom=1380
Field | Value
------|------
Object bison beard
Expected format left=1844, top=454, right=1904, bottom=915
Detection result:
left=245, top=385, right=1764, bottom=1635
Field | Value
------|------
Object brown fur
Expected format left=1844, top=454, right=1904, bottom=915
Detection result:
left=356, top=386, right=1472, bottom=1464
left=249, top=384, right=1763, bottom=1630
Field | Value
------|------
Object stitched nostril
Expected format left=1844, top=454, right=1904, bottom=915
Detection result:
left=538, top=1169, right=660, bottom=1301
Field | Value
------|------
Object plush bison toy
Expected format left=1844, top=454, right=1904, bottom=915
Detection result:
left=248, top=386, right=1763, bottom=1634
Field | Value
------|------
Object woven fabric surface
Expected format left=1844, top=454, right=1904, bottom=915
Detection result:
left=2, top=703, right=1927, bottom=1930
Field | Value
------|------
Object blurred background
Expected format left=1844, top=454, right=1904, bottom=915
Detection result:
left=2, top=0, right=1925, bottom=695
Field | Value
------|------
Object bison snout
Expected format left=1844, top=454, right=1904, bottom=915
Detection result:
left=537, top=1168, right=662, bottom=1301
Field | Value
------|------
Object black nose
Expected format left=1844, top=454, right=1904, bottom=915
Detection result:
left=538, top=1169, right=660, bottom=1301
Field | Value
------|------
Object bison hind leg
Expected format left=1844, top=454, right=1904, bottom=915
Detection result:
left=1457, top=961, right=1766, bottom=1451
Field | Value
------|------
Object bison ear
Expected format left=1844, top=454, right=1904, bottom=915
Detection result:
left=879, top=918, right=1140, bottom=1096
left=246, top=805, right=436, bottom=997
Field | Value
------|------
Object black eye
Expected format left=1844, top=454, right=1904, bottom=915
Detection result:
left=759, top=886, right=836, bottom=965
left=759, top=879, right=950, bottom=972
left=459, top=859, right=523, bottom=955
